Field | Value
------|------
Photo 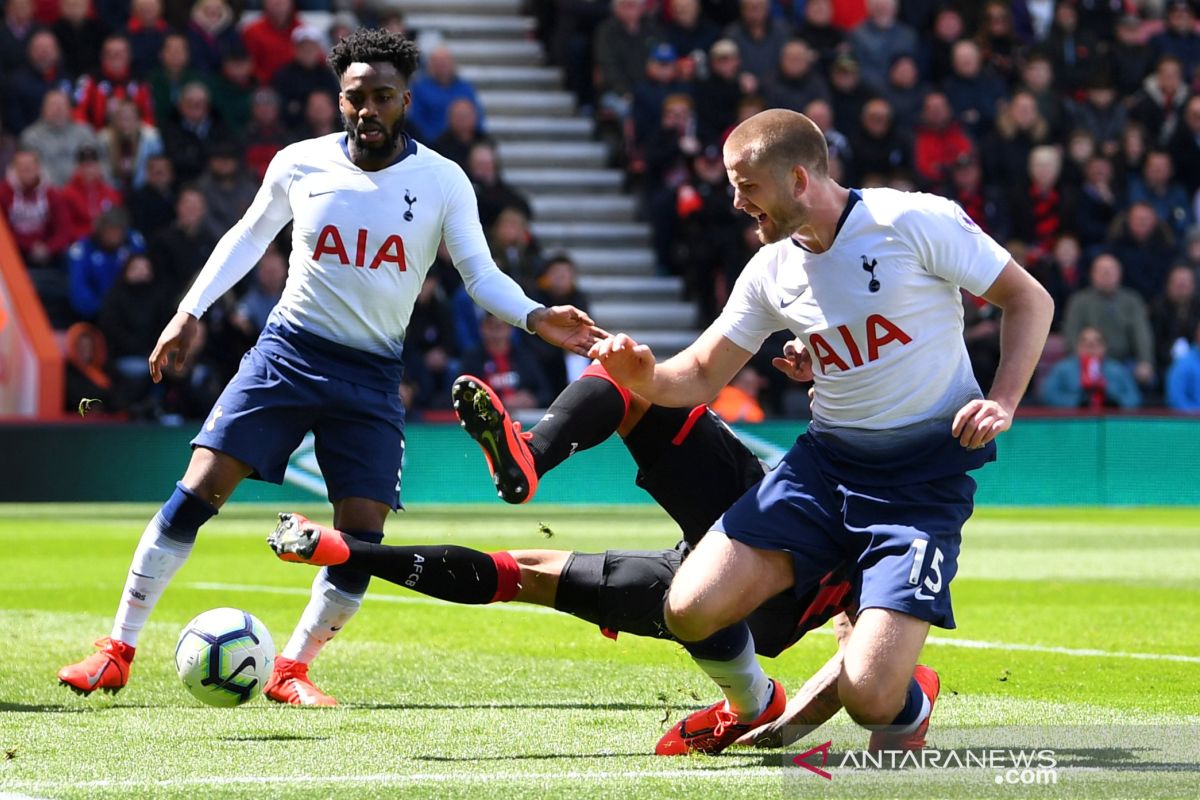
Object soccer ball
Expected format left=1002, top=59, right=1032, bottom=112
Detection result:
left=174, top=607, right=275, bottom=707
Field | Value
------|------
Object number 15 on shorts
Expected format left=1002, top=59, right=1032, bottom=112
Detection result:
left=908, top=539, right=944, bottom=601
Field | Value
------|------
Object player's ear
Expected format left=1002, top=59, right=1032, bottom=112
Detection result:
left=791, top=164, right=808, bottom=200
left=402, top=89, right=412, bottom=111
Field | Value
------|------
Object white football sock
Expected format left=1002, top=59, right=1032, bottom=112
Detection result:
left=281, top=569, right=363, bottom=663
left=111, top=514, right=194, bottom=646
left=691, top=636, right=773, bottom=722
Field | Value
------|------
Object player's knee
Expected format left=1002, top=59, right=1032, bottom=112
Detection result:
left=838, top=673, right=907, bottom=727
left=662, top=592, right=721, bottom=642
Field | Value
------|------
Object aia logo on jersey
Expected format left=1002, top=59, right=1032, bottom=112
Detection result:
left=808, top=314, right=912, bottom=374
left=312, top=225, right=406, bottom=270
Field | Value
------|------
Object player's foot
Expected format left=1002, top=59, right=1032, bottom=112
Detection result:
left=868, top=665, right=940, bottom=752
left=263, top=656, right=337, bottom=706
left=655, top=678, right=786, bottom=756
left=57, top=637, right=135, bottom=695
left=267, top=513, right=351, bottom=566
left=452, top=374, right=539, bottom=504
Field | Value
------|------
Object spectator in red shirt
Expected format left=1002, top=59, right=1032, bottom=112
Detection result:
left=61, top=143, right=123, bottom=243
left=913, top=90, right=973, bottom=193
left=0, top=148, right=75, bottom=323
left=74, top=34, right=155, bottom=130
left=241, top=0, right=299, bottom=86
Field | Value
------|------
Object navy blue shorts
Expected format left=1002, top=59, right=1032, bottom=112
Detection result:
left=192, top=341, right=405, bottom=510
left=713, top=433, right=979, bottom=629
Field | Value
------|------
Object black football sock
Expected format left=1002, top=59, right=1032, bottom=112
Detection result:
left=622, top=403, right=693, bottom=472
left=342, top=542, right=519, bottom=604
left=526, top=374, right=629, bottom=475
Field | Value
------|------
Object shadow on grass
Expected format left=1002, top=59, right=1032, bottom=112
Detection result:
left=0, top=702, right=90, bottom=713
left=221, top=734, right=330, bottom=742
left=345, top=701, right=666, bottom=711
left=417, top=751, right=778, bottom=765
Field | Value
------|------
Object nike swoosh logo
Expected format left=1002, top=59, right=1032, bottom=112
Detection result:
left=915, top=588, right=936, bottom=601
left=479, top=430, right=501, bottom=462
left=780, top=294, right=803, bottom=308
left=308, top=189, right=337, bottom=197
left=85, top=662, right=108, bottom=688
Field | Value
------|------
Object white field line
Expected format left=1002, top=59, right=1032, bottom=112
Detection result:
left=0, top=769, right=779, bottom=791
left=185, top=582, right=1200, bottom=664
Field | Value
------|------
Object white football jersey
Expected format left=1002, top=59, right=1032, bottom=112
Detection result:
left=714, top=188, right=1011, bottom=432
left=180, top=134, right=539, bottom=359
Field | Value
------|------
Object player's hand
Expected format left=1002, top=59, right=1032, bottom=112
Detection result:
left=588, top=333, right=655, bottom=390
left=951, top=398, right=1013, bottom=449
left=734, top=682, right=844, bottom=749
left=529, top=305, right=610, bottom=357
left=772, top=338, right=813, bottom=383
left=149, top=311, right=200, bottom=383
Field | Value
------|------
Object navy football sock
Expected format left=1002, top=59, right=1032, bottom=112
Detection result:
left=888, top=677, right=928, bottom=732
left=683, top=623, right=773, bottom=721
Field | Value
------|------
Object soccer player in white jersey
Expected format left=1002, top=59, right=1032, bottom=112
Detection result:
left=58, top=29, right=605, bottom=705
left=592, top=109, right=1054, bottom=754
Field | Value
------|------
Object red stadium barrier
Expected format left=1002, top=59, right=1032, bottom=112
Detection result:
left=0, top=217, right=64, bottom=419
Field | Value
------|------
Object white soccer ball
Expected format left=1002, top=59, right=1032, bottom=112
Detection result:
left=175, top=607, right=275, bottom=707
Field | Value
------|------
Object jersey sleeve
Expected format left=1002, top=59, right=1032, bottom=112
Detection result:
left=710, top=247, right=785, bottom=353
left=178, top=147, right=295, bottom=318
left=441, top=163, right=541, bottom=332
left=898, top=196, right=1012, bottom=297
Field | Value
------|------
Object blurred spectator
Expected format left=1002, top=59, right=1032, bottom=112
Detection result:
left=5, top=29, right=75, bottom=135
left=1044, top=0, right=1101, bottom=95
left=761, top=39, right=829, bottom=115
left=148, top=186, right=217, bottom=300
left=242, top=0, right=299, bottom=86
left=0, top=0, right=36, bottom=76
left=1181, top=227, right=1200, bottom=275
left=409, top=45, right=484, bottom=143
left=927, top=5, right=965, bottom=85
left=404, top=272, right=459, bottom=410
left=73, top=34, right=155, bottom=130
left=194, top=142, right=256, bottom=240
left=1110, top=13, right=1154, bottom=98
left=207, top=43, right=255, bottom=137
left=1166, top=320, right=1200, bottom=410
left=847, top=0, right=916, bottom=92
left=1, top=148, right=74, bottom=322
left=126, top=153, right=175, bottom=237
left=530, top=253, right=591, bottom=390
left=156, top=318, right=225, bottom=420
left=97, top=252, right=171, bottom=410
left=97, top=98, right=164, bottom=192
left=912, top=91, right=972, bottom=193
left=848, top=97, right=908, bottom=185
left=17, top=89, right=99, bottom=187
left=161, top=81, right=233, bottom=183
left=550, top=0, right=611, bottom=110
left=488, top=206, right=542, bottom=290
left=63, top=322, right=113, bottom=414
left=62, top=143, right=123, bottom=243
left=1076, top=154, right=1120, bottom=250
left=674, top=143, right=741, bottom=320
left=296, top=89, right=339, bottom=139
left=1169, top=95, right=1200, bottom=195
left=466, top=140, right=531, bottom=230
left=272, top=25, right=339, bottom=130
left=52, top=0, right=109, bottom=80
left=827, top=54, right=871, bottom=138
left=975, top=0, right=1018, bottom=83
left=149, top=33, right=205, bottom=126
left=1039, top=325, right=1141, bottom=409
left=242, top=87, right=291, bottom=180
left=962, top=291, right=1001, bottom=394
left=694, top=38, right=744, bottom=144
left=230, top=244, right=287, bottom=338
left=1010, top=145, right=1076, bottom=259
left=592, top=0, right=659, bottom=124
left=1151, top=264, right=1200, bottom=378
left=942, top=39, right=1006, bottom=141
left=126, top=0, right=169, bottom=78
left=1062, top=253, right=1155, bottom=387
left=723, top=0, right=791, bottom=85
left=795, top=0, right=844, bottom=73
left=631, top=43, right=692, bottom=147
left=186, top=0, right=239, bottom=74
left=460, top=313, right=554, bottom=410
left=1152, top=0, right=1200, bottom=83
left=1129, top=149, right=1193, bottom=238
left=1105, top=202, right=1177, bottom=303
left=949, top=153, right=1009, bottom=243
left=802, top=98, right=849, bottom=176
left=1018, top=52, right=1067, bottom=140
left=67, top=206, right=146, bottom=321
left=712, top=365, right=766, bottom=422
left=1028, top=233, right=1086, bottom=331
left=433, top=97, right=488, bottom=168
left=644, top=92, right=700, bottom=270
left=662, top=0, right=719, bottom=61
left=882, top=53, right=926, bottom=133
left=1129, top=56, right=1189, bottom=147
left=1068, top=74, right=1126, bottom=159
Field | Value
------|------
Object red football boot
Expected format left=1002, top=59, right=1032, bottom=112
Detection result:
left=267, top=513, right=351, bottom=566
left=452, top=374, right=539, bottom=504
left=655, top=679, right=786, bottom=755
left=58, top=637, right=135, bottom=695
left=263, top=656, right=337, bottom=706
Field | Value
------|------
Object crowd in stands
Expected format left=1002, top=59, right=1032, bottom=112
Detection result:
left=6, top=0, right=1200, bottom=422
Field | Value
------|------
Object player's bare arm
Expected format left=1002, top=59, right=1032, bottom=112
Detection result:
left=952, top=259, right=1054, bottom=449
left=589, top=325, right=754, bottom=407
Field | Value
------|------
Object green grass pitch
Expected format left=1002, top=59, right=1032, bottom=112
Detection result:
left=1, top=503, right=1198, bottom=799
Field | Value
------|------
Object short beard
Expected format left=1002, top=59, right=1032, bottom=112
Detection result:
left=343, top=112, right=406, bottom=159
